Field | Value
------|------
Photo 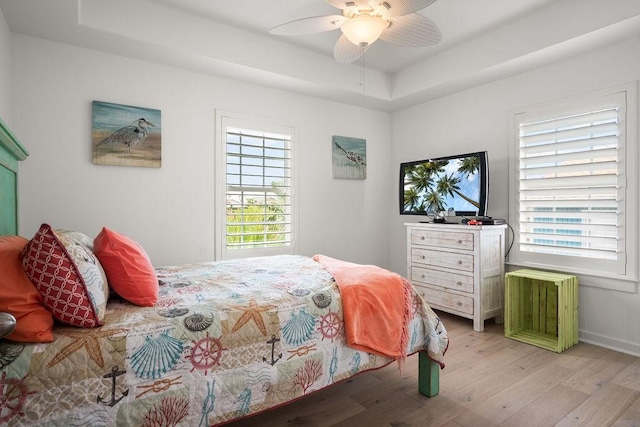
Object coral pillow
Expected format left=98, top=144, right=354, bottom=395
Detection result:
left=93, top=227, right=158, bottom=307
left=0, top=236, right=54, bottom=342
left=21, top=224, right=109, bottom=328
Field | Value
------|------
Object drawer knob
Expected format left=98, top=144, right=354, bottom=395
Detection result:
left=457, top=302, right=462, bottom=306
left=457, top=239, right=462, bottom=244
left=420, top=236, right=425, bottom=240
left=420, top=255, right=425, bottom=259
left=421, top=274, right=425, bottom=279
left=456, top=281, right=462, bottom=286
left=457, top=260, right=462, bottom=265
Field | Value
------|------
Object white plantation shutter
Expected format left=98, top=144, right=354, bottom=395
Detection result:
left=216, top=115, right=296, bottom=260
left=512, top=91, right=628, bottom=276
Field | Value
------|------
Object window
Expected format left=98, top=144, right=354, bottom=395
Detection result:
left=509, top=85, right=638, bottom=283
left=216, top=114, right=296, bottom=260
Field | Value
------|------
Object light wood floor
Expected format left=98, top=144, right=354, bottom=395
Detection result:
left=226, top=311, right=640, bottom=427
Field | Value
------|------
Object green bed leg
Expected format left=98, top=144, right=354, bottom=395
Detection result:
left=418, top=352, right=439, bottom=397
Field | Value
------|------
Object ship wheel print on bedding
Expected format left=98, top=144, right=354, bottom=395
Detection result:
left=318, top=311, right=342, bottom=342
left=0, top=372, right=35, bottom=423
left=189, top=332, right=225, bottom=375
left=412, top=292, right=421, bottom=317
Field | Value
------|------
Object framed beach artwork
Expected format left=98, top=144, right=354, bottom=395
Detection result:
left=92, top=101, right=162, bottom=168
left=332, top=135, right=366, bottom=179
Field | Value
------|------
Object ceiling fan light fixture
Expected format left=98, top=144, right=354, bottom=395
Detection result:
left=340, top=15, right=387, bottom=46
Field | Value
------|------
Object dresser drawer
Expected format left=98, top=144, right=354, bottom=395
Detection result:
left=414, top=285, right=473, bottom=315
left=411, top=266, right=474, bottom=294
left=411, top=247, right=474, bottom=272
left=410, top=228, right=474, bottom=251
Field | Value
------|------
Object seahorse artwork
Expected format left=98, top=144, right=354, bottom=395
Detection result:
left=235, top=388, right=252, bottom=417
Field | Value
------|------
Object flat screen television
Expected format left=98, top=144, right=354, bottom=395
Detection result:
left=399, top=151, right=489, bottom=217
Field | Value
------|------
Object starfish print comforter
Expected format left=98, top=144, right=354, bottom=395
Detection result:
left=0, top=255, right=448, bottom=426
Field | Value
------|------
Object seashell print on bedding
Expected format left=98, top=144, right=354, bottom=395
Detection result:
left=288, top=288, right=310, bottom=297
left=0, top=342, right=24, bottom=369
left=4, top=254, right=449, bottom=426
left=312, top=291, right=332, bottom=308
left=170, top=282, right=191, bottom=288
left=183, top=312, right=214, bottom=331
left=282, top=308, right=316, bottom=346
left=158, top=307, right=189, bottom=318
left=130, top=330, right=184, bottom=379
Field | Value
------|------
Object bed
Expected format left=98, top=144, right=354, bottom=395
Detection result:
left=0, top=118, right=448, bottom=426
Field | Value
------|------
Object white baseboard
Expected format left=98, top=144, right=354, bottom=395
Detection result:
left=579, top=330, right=640, bottom=357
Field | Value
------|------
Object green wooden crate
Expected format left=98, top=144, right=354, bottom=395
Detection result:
left=504, top=269, right=578, bottom=353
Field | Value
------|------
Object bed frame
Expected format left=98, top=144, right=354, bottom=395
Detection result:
left=0, top=116, right=29, bottom=236
left=0, top=115, right=440, bottom=404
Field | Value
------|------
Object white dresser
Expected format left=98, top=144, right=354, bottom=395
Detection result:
left=406, top=222, right=507, bottom=332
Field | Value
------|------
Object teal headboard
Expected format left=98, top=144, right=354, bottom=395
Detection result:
left=0, top=116, right=29, bottom=236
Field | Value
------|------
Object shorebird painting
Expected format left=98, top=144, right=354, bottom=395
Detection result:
left=92, top=101, right=161, bottom=168
left=96, top=117, right=156, bottom=155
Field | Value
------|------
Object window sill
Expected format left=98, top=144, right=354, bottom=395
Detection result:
left=505, top=261, right=638, bottom=293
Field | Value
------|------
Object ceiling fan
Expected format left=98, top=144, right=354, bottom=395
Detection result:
left=269, top=0, right=442, bottom=64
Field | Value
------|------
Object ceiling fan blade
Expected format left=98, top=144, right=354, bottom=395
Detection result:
left=374, top=0, right=438, bottom=17
left=269, top=15, right=347, bottom=35
left=380, top=13, right=441, bottom=46
left=326, top=0, right=371, bottom=11
left=334, top=34, right=367, bottom=64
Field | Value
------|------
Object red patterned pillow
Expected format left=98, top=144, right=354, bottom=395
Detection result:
left=21, top=224, right=109, bottom=328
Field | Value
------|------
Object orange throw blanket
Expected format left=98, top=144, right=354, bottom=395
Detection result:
left=313, top=254, right=412, bottom=366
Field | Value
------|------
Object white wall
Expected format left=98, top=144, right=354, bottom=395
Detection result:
left=390, top=36, right=640, bottom=355
left=11, top=34, right=392, bottom=268
left=10, top=25, right=640, bottom=355
left=0, top=8, right=11, bottom=122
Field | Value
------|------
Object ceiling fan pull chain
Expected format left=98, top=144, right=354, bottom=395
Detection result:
left=360, top=45, right=366, bottom=94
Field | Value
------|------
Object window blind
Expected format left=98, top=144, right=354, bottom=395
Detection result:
left=516, top=95, right=626, bottom=274
left=225, top=127, right=292, bottom=251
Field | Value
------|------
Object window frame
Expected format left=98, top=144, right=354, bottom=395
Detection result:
left=215, top=111, right=297, bottom=260
left=508, top=83, right=639, bottom=292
